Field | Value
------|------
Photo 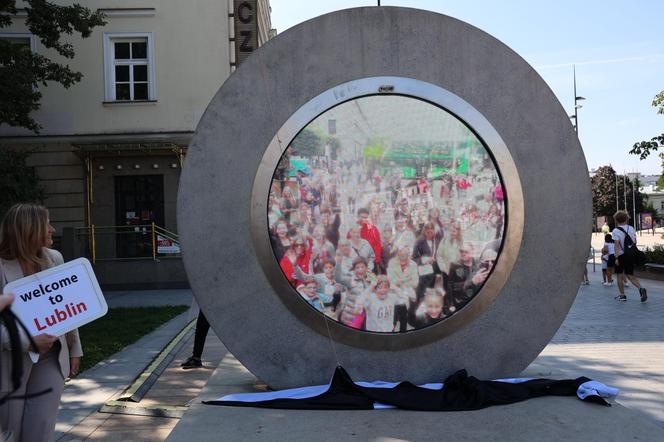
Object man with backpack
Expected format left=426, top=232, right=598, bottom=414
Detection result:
left=612, top=210, right=647, bottom=302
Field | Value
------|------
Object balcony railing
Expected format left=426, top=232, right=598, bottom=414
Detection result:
left=74, top=223, right=180, bottom=263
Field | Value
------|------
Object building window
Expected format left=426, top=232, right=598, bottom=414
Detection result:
left=103, top=33, right=155, bottom=102
left=0, top=33, right=36, bottom=54
left=660, top=201, right=664, bottom=210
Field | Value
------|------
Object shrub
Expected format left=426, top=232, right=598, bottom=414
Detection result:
left=644, top=245, right=664, bottom=264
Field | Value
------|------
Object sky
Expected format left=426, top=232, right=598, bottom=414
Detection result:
left=269, top=0, right=664, bottom=175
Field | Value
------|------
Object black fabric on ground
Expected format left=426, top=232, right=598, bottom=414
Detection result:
left=204, top=366, right=610, bottom=410
left=206, top=365, right=373, bottom=410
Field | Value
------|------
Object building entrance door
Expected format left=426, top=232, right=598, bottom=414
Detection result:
left=115, top=175, right=165, bottom=258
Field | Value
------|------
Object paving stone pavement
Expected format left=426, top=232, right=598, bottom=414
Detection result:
left=57, top=331, right=226, bottom=441
left=55, top=262, right=664, bottom=440
left=524, top=263, right=664, bottom=428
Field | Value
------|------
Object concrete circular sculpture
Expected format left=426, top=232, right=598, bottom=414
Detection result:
left=178, top=7, right=591, bottom=389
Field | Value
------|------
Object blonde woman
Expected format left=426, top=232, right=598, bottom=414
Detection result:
left=0, top=203, right=83, bottom=442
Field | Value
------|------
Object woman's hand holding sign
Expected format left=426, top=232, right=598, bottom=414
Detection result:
left=0, top=292, right=14, bottom=311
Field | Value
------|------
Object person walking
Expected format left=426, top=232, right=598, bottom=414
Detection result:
left=612, top=210, right=647, bottom=302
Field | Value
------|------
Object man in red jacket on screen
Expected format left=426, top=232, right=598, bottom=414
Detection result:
left=357, top=207, right=383, bottom=273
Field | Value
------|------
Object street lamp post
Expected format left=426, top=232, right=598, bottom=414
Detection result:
left=571, top=65, right=585, bottom=135
left=628, top=171, right=640, bottom=231
left=615, top=173, right=619, bottom=212
left=623, top=172, right=627, bottom=215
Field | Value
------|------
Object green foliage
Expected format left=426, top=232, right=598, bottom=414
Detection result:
left=78, top=306, right=188, bottom=373
left=0, top=148, right=45, bottom=218
left=591, top=165, right=644, bottom=220
left=644, top=245, right=664, bottom=265
left=630, top=134, right=664, bottom=160
left=591, top=166, right=618, bottom=218
left=629, top=89, right=664, bottom=160
left=0, top=1, right=105, bottom=132
left=654, top=90, right=664, bottom=115
left=290, top=127, right=325, bottom=157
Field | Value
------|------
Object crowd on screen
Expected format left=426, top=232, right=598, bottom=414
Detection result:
left=268, top=146, right=504, bottom=333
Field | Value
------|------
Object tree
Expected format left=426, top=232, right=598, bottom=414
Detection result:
left=628, top=89, right=664, bottom=160
left=0, top=149, right=45, bottom=218
left=591, top=166, right=619, bottom=220
left=0, top=1, right=105, bottom=132
left=591, top=165, right=645, bottom=225
left=290, top=127, right=325, bottom=157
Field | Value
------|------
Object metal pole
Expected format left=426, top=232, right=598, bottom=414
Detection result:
left=615, top=172, right=619, bottom=212
left=623, top=173, right=627, bottom=214
left=633, top=172, right=637, bottom=230
left=151, top=222, right=157, bottom=261
left=91, top=224, right=96, bottom=264
left=573, top=65, right=578, bottom=134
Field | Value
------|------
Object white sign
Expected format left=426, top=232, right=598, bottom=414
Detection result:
left=157, top=235, right=181, bottom=254
left=4, top=258, right=107, bottom=337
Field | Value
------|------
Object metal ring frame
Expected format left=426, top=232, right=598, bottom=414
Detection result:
left=251, top=76, right=524, bottom=350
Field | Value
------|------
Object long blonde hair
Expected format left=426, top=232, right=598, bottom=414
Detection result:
left=0, top=203, right=50, bottom=269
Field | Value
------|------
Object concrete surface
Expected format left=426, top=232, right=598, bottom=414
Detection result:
left=50, top=264, right=664, bottom=440
left=168, top=397, right=664, bottom=442
left=179, top=6, right=591, bottom=389
left=166, top=263, right=664, bottom=441
left=57, top=329, right=226, bottom=441
left=54, top=290, right=194, bottom=440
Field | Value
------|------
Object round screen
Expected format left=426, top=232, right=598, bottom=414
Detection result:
left=268, top=95, right=505, bottom=333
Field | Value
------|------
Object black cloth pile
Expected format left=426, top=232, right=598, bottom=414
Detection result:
left=204, top=366, right=612, bottom=410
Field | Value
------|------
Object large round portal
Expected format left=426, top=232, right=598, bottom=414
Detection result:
left=178, top=7, right=591, bottom=389
left=267, top=95, right=505, bottom=334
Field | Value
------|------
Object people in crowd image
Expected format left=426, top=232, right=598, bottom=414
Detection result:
left=268, top=135, right=505, bottom=332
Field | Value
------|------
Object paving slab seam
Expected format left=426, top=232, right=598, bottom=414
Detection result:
left=55, top=311, right=192, bottom=440
left=117, top=319, right=196, bottom=402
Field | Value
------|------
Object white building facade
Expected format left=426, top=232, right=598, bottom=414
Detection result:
left=0, top=0, right=274, bottom=287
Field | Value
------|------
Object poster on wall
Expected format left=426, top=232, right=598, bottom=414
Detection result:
left=641, top=213, right=653, bottom=230
left=157, top=235, right=181, bottom=254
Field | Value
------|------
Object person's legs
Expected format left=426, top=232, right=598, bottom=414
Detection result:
left=21, top=348, right=65, bottom=442
left=625, top=263, right=647, bottom=302
left=182, top=311, right=210, bottom=369
left=615, top=260, right=626, bottom=300
left=622, top=256, right=646, bottom=300
left=192, top=312, right=210, bottom=359
left=626, top=274, right=641, bottom=289
left=0, top=353, right=32, bottom=441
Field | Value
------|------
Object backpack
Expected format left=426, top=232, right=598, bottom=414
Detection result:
left=616, top=227, right=647, bottom=266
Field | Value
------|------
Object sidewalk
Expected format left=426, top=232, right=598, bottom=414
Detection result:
left=54, top=289, right=195, bottom=441
left=524, top=263, right=664, bottom=427
left=57, top=268, right=664, bottom=440
left=168, top=265, right=664, bottom=441
left=55, top=312, right=191, bottom=440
